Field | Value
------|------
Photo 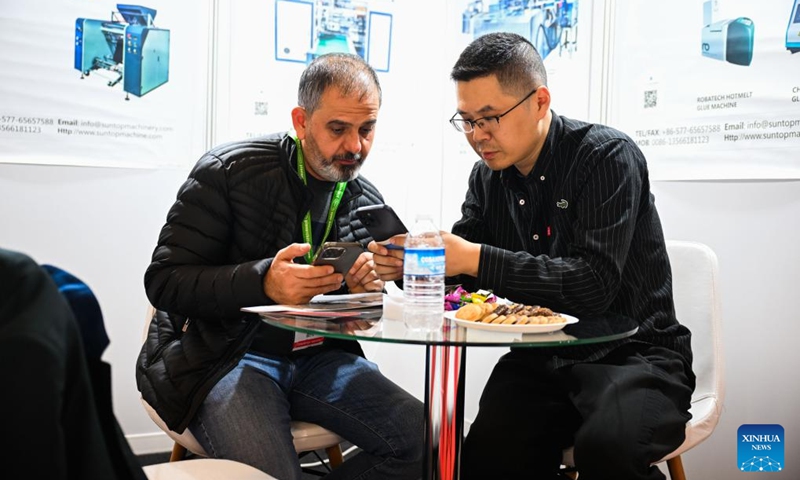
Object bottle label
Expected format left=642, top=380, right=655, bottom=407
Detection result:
left=404, top=248, right=445, bottom=275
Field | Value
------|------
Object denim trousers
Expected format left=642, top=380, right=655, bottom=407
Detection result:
left=189, top=349, right=424, bottom=480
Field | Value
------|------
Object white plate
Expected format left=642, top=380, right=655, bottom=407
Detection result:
left=444, top=310, right=579, bottom=334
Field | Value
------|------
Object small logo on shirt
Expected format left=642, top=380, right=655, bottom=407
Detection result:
left=738, top=424, right=784, bottom=472
left=556, top=199, right=569, bottom=209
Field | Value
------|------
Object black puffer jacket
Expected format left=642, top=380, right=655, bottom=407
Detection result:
left=136, top=133, right=384, bottom=432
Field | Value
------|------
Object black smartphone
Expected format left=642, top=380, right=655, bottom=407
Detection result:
left=312, top=242, right=364, bottom=274
left=355, top=204, right=408, bottom=245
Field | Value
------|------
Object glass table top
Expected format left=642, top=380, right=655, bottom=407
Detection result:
left=258, top=308, right=638, bottom=347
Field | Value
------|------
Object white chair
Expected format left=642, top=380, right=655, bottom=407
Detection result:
left=141, top=306, right=346, bottom=469
left=562, top=240, right=724, bottom=480
left=143, top=458, right=278, bottom=480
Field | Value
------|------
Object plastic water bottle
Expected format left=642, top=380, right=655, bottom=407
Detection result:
left=403, top=215, right=445, bottom=331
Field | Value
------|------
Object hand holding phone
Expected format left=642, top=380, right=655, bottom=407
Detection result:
left=312, top=242, right=364, bottom=274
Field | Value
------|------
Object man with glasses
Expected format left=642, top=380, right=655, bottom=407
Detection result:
left=370, top=32, right=695, bottom=479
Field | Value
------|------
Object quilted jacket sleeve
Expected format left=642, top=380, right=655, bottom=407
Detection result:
left=144, top=153, right=273, bottom=320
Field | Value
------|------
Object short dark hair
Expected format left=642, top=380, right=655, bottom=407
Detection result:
left=298, top=53, right=382, bottom=113
left=450, top=32, right=547, bottom=96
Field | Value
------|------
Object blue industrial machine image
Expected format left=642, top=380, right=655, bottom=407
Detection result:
left=787, top=0, right=800, bottom=53
left=309, top=0, right=367, bottom=61
left=701, top=18, right=754, bottom=66
left=274, top=0, right=392, bottom=72
left=462, top=0, right=578, bottom=61
left=700, top=1, right=754, bottom=66
left=74, top=4, right=170, bottom=99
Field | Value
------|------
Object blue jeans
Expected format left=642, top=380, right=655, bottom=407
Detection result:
left=189, top=350, right=424, bottom=480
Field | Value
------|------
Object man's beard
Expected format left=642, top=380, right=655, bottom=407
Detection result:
left=304, top=135, right=364, bottom=182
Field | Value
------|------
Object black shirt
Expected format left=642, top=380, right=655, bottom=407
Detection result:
left=451, top=112, right=693, bottom=368
left=305, top=173, right=338, bottom=259
left=249, top=166, right=339, bottom=358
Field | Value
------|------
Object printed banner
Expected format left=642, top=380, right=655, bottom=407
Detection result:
left=609, top=0, right=800, bottom=179
left=219, top=0, right=398, bottom=143
left=0, top=1, right=210, bottom=168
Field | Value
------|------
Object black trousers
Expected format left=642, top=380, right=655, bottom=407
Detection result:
left=461, top=343, right=694, bottom=480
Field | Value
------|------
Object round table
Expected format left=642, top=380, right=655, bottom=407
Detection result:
left=260, top=305, right=638, bottom=480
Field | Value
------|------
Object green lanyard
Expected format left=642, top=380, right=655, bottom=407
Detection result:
left=294, top=135, right=347, bottom=264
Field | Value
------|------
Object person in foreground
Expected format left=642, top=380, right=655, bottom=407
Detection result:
left=137, top=53, right=423, bottom=479
left=1, top=248, right=146, bottom=480
left=369, top=33, right=695, bottom=480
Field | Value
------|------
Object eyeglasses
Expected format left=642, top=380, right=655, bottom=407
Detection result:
left=449, top=87, right=539, bottom=134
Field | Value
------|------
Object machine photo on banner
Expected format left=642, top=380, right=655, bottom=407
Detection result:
left=74, top=4, right=170, bottom=100
left=274, top=0, right=394, bottom=72
left=460, top=0, right=580, bottom=61
left=608, top=0, right=800, bottom=180
left=0, top=1, right=210, bottom=169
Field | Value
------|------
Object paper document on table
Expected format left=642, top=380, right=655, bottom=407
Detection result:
left=242, top=293, right=383, bottom=314
left=310, top=292, right=383, bottom=304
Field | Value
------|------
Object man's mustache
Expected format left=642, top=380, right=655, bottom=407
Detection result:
left=332, top=152, right=362, bottom=162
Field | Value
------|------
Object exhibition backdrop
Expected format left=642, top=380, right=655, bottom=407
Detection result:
left=610, top=0, right=800, bottom=179
left=0, top=0, right=210, bottom=168
left=1, top=0, right=798, bottom=179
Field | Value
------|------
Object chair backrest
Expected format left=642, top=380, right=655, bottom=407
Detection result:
left=562, top=241, right=724, bottom=469
left=665, top=240, right=725, bottom=450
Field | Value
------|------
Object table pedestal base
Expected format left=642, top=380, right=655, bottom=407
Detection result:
left=423, top=345, right=466, bottom=480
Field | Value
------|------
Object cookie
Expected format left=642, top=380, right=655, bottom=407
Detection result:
left=454, top=303, right=485, bottom=321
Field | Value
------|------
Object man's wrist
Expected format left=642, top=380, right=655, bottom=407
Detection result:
left=465, top=242, right=481, bottom=277
left=453, top=241, right=481, bottom=277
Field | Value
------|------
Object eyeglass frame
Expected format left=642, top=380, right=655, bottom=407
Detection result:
left=449, top=87, right=539, bottom=134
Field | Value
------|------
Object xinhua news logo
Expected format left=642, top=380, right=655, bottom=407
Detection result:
left=738, top=424, right=784, bottom=472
